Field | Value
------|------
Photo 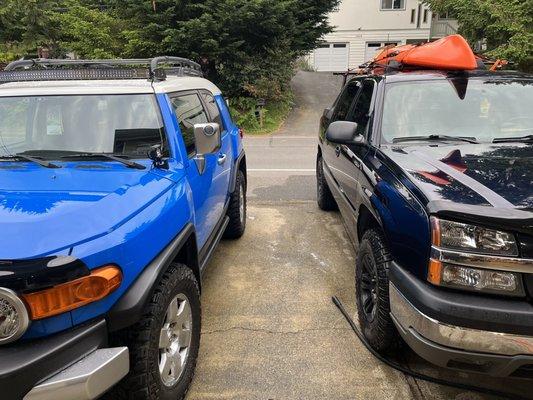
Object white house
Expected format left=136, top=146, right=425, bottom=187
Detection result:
left=309, top=0, right=458, bottom=71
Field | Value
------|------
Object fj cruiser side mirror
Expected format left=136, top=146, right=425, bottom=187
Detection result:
left=326, top=121, right=365, bottom=145
left=193, top=123, right=221, bottom=174
left=148, top=144, right=169, bottom=169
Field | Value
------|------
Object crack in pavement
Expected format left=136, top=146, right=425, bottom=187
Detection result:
left=201, top=326, right=352, bottom=336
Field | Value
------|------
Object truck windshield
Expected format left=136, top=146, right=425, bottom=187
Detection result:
left=0, top=94, right=166, bottom=158
left=381, top=78, right=533, bottom=143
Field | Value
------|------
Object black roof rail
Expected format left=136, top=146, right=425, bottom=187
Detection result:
left=1, top=56, right=203, bottom=83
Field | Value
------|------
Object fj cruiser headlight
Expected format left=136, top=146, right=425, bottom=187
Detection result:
left=0, top=287, right=30, bottom=344
left=431, top=217, right=518, bottom=256
left=428, top=261, right=524, bottom=296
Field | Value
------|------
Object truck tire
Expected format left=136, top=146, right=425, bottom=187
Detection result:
left=355, top=230, right=399, bottom=354
left=224, top=170, right=246, bottom=239
left=112, top=263, right=201, bottom=400
left=316, top=156, right=337, bottom=211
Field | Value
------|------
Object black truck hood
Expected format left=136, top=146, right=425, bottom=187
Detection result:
left=382, top=142, right=533, bottom=210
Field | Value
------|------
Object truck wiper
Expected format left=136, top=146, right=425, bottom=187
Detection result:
left=60, top=152, right=146, bottom=170
left=392, top=135, right=478, bottom=144
left=493, top=134, right=533, bottom=144
left=0, top=153, right=60, bottom=169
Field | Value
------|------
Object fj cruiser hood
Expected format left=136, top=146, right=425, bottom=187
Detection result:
left=0, top=164, right=174, bottom=259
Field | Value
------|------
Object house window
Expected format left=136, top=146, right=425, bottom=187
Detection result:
left=411, top=9, right=416, bottom=23
left=436, top=11, right=454, bottom=19
left=381, top=0, right=405, bottom=10
left=423, top=9, right=429, bottom=23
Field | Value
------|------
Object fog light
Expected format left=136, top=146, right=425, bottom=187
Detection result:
left=0, top=287, right=30, bottom=344
left=429, top=262, right=524, bottom=296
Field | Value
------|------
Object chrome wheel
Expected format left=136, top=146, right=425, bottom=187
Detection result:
left=159, top=293, right=193, bottom=387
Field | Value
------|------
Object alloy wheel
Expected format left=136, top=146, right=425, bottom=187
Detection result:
left=158, top=293, right=193, bottom=387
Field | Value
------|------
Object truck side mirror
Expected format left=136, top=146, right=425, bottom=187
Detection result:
left=325, top=121, right=365, bottom=145
left=193, top=123, right=221, bottom=174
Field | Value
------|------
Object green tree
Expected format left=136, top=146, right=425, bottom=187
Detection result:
left=0, top=0, right=62, bottom=60
left=110, top=0, right=339, bottom=98
left=424, top=0, right=533, bottom=70
left=52, top=1, right=127, bottom=58
left=0, top=0, right=339, bottom=105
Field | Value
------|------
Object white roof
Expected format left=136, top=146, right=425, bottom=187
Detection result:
left=0, top=76, right=222, bottom=97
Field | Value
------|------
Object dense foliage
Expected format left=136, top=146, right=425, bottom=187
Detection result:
left=424, top=0, right=533, bottom=71
left=0, top=0, right=339, bottom=100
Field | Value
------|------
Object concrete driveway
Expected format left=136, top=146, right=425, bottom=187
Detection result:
left=186, top=72, right=530, bottom=400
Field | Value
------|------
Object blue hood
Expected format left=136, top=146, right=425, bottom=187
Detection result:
left=0, top=162, right=175, bottom=259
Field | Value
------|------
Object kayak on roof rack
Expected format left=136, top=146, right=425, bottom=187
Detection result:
left=371, top=34, right=478, bottom=71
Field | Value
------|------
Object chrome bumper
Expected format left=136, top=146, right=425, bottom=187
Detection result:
left=24, top=347, right=129, bottom=400
left=390, top=283, right=533, bottom=356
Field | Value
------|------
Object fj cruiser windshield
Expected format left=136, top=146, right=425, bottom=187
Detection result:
left=382, top=78, right=533, bottom=143
left=0, top=94, right=166, bottom=158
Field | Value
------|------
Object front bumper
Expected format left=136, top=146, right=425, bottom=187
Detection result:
left=0, top=319, right=129, bottom=400
left=390, top=263, right=533, bottom=377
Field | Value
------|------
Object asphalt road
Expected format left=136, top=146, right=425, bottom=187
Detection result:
left=186, top=72, right=531, bottom=400
left=245, top=71, right=341, bottom=202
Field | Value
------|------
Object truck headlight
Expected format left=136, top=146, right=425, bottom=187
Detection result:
left=0, top=288, right=30, bottom=344
left=431, top=217, right=518, bottom=256
left=428, top=261, right=524, bottom=296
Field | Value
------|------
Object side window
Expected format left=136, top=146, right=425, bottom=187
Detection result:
left=200, top=91, right=224, bottom=129
left=351, top=80, right=375, bottom=136
left=170, top=93, right=209, bottom=157
left=333, top=80, right=360, bottom=121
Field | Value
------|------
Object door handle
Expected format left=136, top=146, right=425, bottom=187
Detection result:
left=335, top=146, right=341, bottom=157
left=217, top=153, right=227, bottom=165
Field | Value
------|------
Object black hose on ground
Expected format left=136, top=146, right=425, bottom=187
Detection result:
left=332, top=296, right=528, bottom=400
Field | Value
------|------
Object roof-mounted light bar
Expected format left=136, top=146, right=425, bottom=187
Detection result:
left=0, top=68, right=152, bottom=83
left=1, top=56, right=203, bottom=84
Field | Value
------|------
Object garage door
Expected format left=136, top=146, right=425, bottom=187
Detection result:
left=314, top=43, right=349, bottom=72
left=364, top=41, right=399, bottom=63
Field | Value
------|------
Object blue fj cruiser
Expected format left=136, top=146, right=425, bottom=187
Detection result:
left=0, top=57, right=247, bottom=400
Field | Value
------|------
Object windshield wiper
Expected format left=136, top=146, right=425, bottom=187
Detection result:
left=493, top=134, right=533, bottom=144
left=392, top=135, right=478, bottom=144
left=60, top=152, right=146, bottom=170
left=0, top=153, right=60, bottom=169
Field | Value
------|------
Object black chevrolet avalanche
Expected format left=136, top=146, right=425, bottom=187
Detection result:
left=317, top=69, right=533, bottom=378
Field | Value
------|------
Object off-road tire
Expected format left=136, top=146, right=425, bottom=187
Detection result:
left=316, top=155, right=337, bottom=211
left=356, top=229, right=399, bottom=354
left=111, top=264, right=201, bottom=400
left=224, top=170, right=246, bottom=239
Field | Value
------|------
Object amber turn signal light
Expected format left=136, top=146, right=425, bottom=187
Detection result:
left=23, top=266, right=122, bottom=320
left=430, top=217, right=441, bottom=247
left=427, top=259, right=443, bottom=285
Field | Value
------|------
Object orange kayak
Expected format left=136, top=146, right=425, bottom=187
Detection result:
left=372, top=34, right=478, bottom=71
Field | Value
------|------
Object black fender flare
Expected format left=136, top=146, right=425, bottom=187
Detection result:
left=229, top=150, right=246, bottom=194
left=107, top=223, right=196, bottom=332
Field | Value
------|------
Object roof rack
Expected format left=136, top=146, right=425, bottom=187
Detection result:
left=0, top=56, right=203, bottom=84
